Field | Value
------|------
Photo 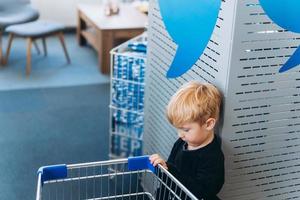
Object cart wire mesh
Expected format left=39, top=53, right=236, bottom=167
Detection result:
left=36, top=156, right=198, bottom=200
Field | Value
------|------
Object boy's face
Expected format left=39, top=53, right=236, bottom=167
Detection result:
left=176, top=120, right=215, bottom=148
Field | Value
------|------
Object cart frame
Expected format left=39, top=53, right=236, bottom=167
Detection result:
left=36, top=156, right=198, bottom=200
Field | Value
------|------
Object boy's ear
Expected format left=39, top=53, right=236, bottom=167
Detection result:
left=205, top=118, right=216, bottom=131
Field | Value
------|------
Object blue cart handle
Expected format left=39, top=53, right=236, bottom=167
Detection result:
left=37, top=164, right=67, bottom=184
left=128, top=156, right=155, bottom=173
left=37, top=156, right=155, bottom=184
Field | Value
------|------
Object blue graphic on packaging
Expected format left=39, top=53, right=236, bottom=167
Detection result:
left=259, top=0, right=300, bottom=73
left=111, top=134, right=143, bottom=157
left=158, top=0, right=221, bottom=78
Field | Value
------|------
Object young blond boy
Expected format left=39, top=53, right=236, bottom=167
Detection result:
left=150, top=81, right=224, bottom=200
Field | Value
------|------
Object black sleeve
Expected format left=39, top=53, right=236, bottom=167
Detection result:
left=167, top=154, right=224, bottom=200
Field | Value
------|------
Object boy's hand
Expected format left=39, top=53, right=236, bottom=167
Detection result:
left=149, top=154, right=168, bottom=170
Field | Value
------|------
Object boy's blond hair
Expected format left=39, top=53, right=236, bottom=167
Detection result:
left=166, top=81, right=222, bottom=127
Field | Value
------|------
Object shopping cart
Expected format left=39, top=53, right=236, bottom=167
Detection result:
left=36, top=156, right=198, bottom=200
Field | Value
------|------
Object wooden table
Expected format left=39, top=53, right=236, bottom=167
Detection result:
left=77, top=3, right=147, bottom=74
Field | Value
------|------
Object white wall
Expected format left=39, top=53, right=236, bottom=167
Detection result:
left=31, top=0, right=102, bottom=27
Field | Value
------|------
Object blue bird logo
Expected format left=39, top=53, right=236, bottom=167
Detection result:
left=259, top=0, right=300, bottom=73
left=158, top=0, right=221, bottom=78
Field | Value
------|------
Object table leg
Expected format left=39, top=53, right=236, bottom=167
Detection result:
left=100, top=31, right=114, bottom=74
left=77, top=10, right=87, bottom=46
left=96, top=29, right=104, bottom=73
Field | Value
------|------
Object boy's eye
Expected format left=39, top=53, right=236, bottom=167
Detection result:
left=182, top=128, right=190, bottom=132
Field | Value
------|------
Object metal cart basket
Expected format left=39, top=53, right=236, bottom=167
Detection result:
left=36, top=156, right=198, bottom=200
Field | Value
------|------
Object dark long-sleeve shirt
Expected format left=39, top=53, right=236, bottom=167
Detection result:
left=166, top=135, right=225, bottom=200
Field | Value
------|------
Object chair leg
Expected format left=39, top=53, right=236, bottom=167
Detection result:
left=26, top=38, right=32, bottom=76
left=33, top=40, right=41, bottom=55
left=57, top=32, right=71, bottom=64
left=3, top=33, right=14, bottom=65
left=42, top=38, right=47, bottom=56
left=0, top=32, right=2, bottom=65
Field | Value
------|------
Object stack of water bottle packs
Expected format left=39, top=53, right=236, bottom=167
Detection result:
left=112, top=117, right=144, bottom=139
left=113, top=53, right=146, bottom=83
left=110, top=35, right=147, bottom=157
left=112, top=109, right=144, bottom=129
left=112, top=80, right=144, bottom=111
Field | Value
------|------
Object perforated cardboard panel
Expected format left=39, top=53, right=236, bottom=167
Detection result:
left=144, top=0, right=300, bottom=199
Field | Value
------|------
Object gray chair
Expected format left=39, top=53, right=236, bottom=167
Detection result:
left=0, top=1, right=39, bottom=64
left=5, top=20, right=71, bottom=75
